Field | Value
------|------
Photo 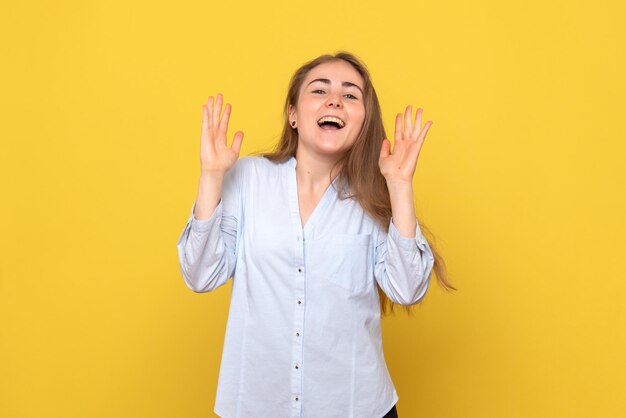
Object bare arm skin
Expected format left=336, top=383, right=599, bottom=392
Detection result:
left=194, top=93, right=244, bottom=220
left=378, top=105, right=433, bottom=237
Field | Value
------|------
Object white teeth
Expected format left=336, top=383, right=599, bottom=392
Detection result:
left=317, top=116, right=345, bottom=128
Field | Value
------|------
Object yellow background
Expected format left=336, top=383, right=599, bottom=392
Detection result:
left=1, top=0, right=624, bottom=417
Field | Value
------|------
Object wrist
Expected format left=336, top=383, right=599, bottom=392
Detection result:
left=385, top=177, right=413, bottom=191
left=200, top=170, right=225, bottom=181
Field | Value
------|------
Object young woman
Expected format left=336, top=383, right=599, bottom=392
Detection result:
left=177, top=52, right=454, bottom=418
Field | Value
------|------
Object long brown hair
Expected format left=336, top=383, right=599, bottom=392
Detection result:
left=261, top=51, right=457, bottom=316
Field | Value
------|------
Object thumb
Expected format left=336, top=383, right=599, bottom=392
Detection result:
left=379, top=138, right=391, bottom=161
left=231, top=131, right=244, bottom=154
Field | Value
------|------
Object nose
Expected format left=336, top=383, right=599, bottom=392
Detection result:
left=326, top=94, right=342, bottom=108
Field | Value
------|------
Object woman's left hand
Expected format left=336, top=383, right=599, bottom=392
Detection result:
left=379, top=105, right=433, bottom=183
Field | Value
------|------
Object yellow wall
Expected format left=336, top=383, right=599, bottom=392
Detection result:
left=1, top=1, right=624, bottom=417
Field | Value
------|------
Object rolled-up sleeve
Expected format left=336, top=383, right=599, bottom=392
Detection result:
left=373, top=217, right=436, bottom=305
left=176, top=158, right=246, bottom=293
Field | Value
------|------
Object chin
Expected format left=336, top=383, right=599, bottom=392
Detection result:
left=300, top=134, right=355, bottom=158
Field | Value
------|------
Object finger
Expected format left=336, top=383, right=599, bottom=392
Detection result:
left=207, top=96, right=214, bottom=130
left=219, top=103, right=232, bottom=138
left=412, top=108, right=423, bottom=141
left=394, top=113, right=403, bottom=141
left=201, top=104, right=209, bottom=135
left=416, top=120, right=433, bottom=149
left=406, top=140, right=421, bottom=170
left=213, top=93, right=223, bottom=128
left=404, top=105, right=413, bottom=138
left=231, top=131, right=244, bottom=155
left=379, top=138, right=391, bottom=161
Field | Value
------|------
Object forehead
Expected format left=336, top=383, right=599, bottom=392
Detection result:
left=302, top=60, right=364, bottom=89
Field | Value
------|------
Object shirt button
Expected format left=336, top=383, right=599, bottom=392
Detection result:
left=295, top=397, right=299, bottom=401
left=297, top=300, right=302, bottom=304
left=296, top=332, right=300, bottom=336
left=295, top=364, right=299, bottom=369
left=298, top=267, right=302, bottom=273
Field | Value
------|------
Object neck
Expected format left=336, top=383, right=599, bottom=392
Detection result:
left=294, top=147, right=342, bottom=192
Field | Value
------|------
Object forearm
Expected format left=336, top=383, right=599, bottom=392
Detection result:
left=194, top=171, right=225, bottom=220
left=386, top=180, right=417, bottom=238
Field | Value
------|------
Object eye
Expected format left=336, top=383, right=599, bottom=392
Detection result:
left=312, top=89, right=325, bottom=94
left=344, top=93, right=358, bottom=100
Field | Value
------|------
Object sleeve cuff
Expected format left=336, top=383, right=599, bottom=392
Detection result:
left=388, top=217, right=429, bottom=251
left=189, top=199, right=222, bottom=233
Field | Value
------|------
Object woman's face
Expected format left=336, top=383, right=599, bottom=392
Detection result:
left=290, top=60, right=366, bottom=160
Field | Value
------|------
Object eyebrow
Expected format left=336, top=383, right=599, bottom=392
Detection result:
left=306, top=78, right=364, bottom=96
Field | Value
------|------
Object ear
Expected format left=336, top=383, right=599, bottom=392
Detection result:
left=288, top=104, right=296, bottom=120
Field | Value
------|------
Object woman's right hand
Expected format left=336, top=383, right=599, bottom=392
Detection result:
left=200, top=93, right=244, bottom=174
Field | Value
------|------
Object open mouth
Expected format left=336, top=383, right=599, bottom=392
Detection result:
left=317, top=116, right=345, bottom=130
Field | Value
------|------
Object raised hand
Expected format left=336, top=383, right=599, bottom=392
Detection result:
left=200, top=93, right=244, bottom=174
left=378, top=106, right=432, bottom=183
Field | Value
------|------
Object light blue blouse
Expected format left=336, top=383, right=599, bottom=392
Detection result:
left=176, top=155, right=435, bottom=418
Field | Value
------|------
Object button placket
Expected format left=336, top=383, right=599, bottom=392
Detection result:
left=291, top=229, right=306, bottom=414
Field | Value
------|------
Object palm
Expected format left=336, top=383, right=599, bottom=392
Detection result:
left=379, top=106, right=432, bottom=183
left=200, top=93, right=244, bottom=174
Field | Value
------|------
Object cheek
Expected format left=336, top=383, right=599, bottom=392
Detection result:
left=354, top=111, right=366, bottom=131
left=354, top=105, right=365, bottom=125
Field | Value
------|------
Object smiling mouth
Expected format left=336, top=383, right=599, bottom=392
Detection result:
left=317, top=116, right=345, bottom=130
